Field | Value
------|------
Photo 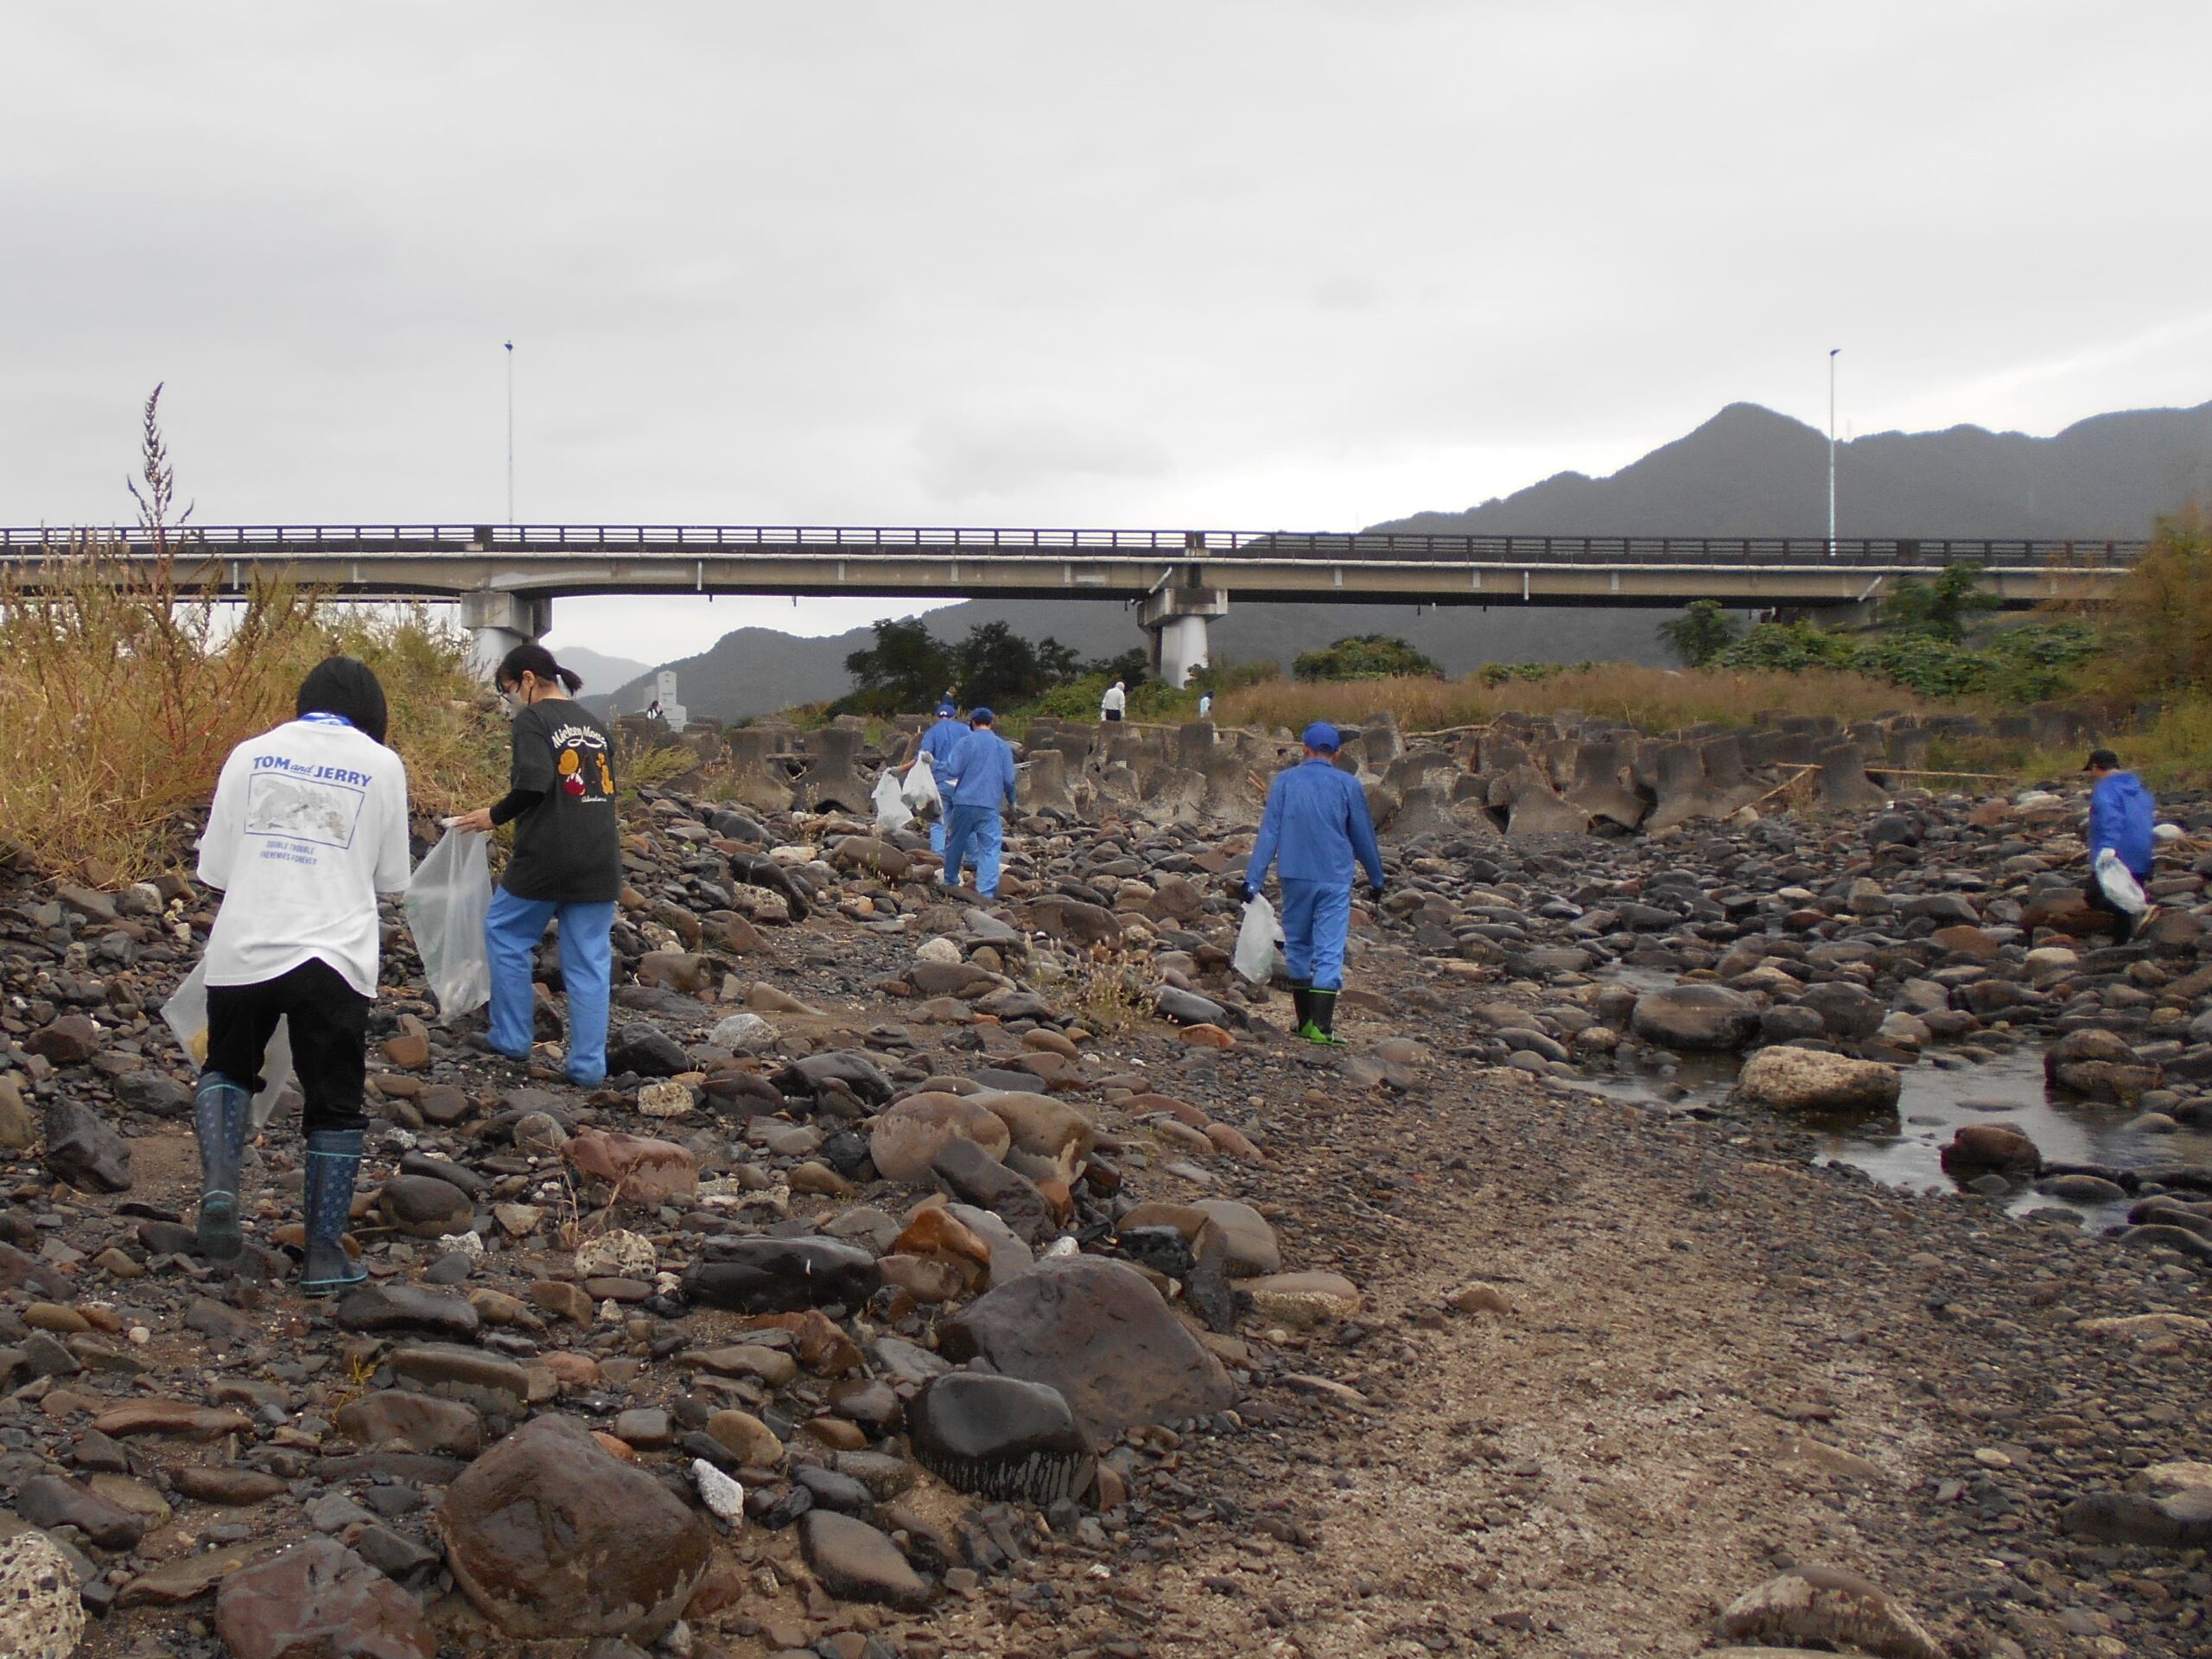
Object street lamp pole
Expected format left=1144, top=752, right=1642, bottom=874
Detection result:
left=505, top=340, right=515, bottom=525
left=1827, top=347, right=1840, bottom=556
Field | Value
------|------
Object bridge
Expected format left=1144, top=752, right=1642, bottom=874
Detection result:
left=0, top=524, right=2141, bottom=684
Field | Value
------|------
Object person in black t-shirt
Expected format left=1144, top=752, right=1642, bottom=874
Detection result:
left=448, top=644, right=622, bottom=1085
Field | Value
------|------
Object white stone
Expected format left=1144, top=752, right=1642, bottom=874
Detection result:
left=691, top=1459, right=746, bottom=1527
left=638, top=1079, right=696, bottom=1119
left=914, top=937, right=963, bottom=966
left=707, top=1012, right=776, bottom=1052
left=575, top=1227, right=658, bottom=1280
left=436, top=1230, right=485, bottom=1260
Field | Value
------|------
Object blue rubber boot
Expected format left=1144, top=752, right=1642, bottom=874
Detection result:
left=301, top=1128, right=367, bottom=1294
left=193, top=1074, right=251, bottom=1262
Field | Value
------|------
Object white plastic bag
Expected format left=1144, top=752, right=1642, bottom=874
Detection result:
left=162, top=957, right=296, bottom=1128
left=406, top=830, right=493, bottom=1020
left=1233, top=893, right=1282, bottom=983
left=901, top=751, right=941, bottom=813
left=873, top=771, right=916, bottom=834
left=2094, top=848, right=2148, bottom=916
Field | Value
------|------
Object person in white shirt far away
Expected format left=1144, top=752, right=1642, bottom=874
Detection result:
left=194, top=658, right=411, bottom=1293
left=1101, top=679, right=1127, bottom=722
left=1198, top=692, right=1212, bottom=719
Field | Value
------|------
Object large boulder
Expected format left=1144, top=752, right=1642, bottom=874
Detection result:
left=1630, top=985, right=1761, bottom=1052
left=2045, top=1028, right=2163, bottom=1103
left=435, top=1414, right=711, bottom=1641
left=1940, top=1124, right=2041, bottom=1179
left=937, top=1256, right=1234, bottom=1443
left=561, top=1129, right=698, bottom=1202
left=1716, top=1566, right=1942, bottom=1659
left=215, top=1537, right=435, bottom=1659
left=868, top=1093, right=1011, bottom=1184
left=1733, top=1046, right=1901, bottom=1115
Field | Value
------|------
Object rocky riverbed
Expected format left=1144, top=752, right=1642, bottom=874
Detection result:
left=1, top=714, right=2208, bottom=1659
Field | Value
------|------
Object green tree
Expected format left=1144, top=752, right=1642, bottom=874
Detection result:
left=1292, top=634, right=1441, bottom=682
left=954, top=621, right=1049, bottom=709
left=2100, top=514, right=2212, bottom=700
left=1088, top=646, right=1151, bottom=687
left=1656, top=600, right=1741, bottom=666
left=1879, top=561, right=1998, bottom=643
left=842, top=617, right=952, bottom=715
left=1034, top=637, right=1084, bottom=683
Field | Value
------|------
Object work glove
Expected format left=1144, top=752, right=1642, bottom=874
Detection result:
left=1368, top=880, right=1386, bottom=904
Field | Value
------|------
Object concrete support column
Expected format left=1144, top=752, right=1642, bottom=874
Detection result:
left=1139, top=583, right=1229, bottom=690
left=458, top=589, right=553, bottom=679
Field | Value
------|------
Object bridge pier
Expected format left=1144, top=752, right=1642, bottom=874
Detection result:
left=1140, top=584, right=1229, bottom=689
left=458, top=589, right=552, bottom=679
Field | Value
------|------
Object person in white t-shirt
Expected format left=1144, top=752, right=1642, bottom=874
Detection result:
left=1101, top=679, right=1127, bottom=722
left=194, top=658, right=410, bottom=1291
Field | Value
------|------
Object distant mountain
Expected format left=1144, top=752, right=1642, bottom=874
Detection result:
left=1376, top=400, right=2212, bottom=540
left=547, top=645, right=652, bottom=696
left=589, top=398, right=2212, bottom=722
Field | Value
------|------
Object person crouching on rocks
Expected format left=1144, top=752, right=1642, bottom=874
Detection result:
left=448, top=644, right=622, bottom=1088
left=938, top=707, right=1018, bottom=899
left=194, top=657, right=411, bottom=1291
left=1242, top=721, right=1384, bottom=1046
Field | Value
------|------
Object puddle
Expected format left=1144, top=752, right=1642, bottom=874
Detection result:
left=1588, top=1043, right=2212, bottom=1228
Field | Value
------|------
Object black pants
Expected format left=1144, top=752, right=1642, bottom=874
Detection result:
left=2083, top=870, right=2144, bottom=945
left=205, top=958, right=371, bottom=1135
left=1103, top=710, right=1122, bottom=722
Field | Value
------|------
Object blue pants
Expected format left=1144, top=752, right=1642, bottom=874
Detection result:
left=930, top=820, right=945, bottom=856
left=1280, top=878, right=1351, bottom=991
left=486, top=887, right=616, bottom=1085
left=942, top=805, right=1003, bottom=897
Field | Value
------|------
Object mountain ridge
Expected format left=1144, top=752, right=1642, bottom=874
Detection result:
left=588, top=398, right=2212, bottom=721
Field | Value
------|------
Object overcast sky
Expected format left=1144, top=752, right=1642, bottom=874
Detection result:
left=6, top=2, right=2208, bottom=666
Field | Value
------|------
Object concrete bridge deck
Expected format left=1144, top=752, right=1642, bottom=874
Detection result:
left=0, top=524, right=2141, bottom=681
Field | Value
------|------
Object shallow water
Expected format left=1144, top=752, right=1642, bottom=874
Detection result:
left=1590, top=1043, right=2212, bottom=1227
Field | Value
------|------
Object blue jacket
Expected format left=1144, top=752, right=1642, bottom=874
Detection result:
left=941, top=727, right=1018, bottom=812
left=2089, top=770, right=2155, bottom=876
left=1247, top=757, right=1384, bottom=889
left=918, top=715, right=965, bottom=768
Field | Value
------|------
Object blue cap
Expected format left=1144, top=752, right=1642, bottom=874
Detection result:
left=936, top=702, right=956, bottom=716
left=1301, top=721, right=1341, bottom=752
left=970, top=707, right=995, bottom=724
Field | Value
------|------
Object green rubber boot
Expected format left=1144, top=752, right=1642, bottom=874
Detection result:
left=1300, top=988, right=1348, bottom=1046
left=301, top=1129, right=368, bottom=1294
left=1288, top=982, right=1313, bottom=1031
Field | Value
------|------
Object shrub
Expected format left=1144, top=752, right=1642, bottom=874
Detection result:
left=1293, top=634, right=1442, bottom=682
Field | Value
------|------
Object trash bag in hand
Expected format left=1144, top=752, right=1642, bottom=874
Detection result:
left=1233, top=893, right=1283, bottom=983
left=406, top=829, right=493, bottom=1021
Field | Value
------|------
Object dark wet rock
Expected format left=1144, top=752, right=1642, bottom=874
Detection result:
left=1792, top=981, right=1885, bottom=1040
left=42, top=1097, right=131, bottom=1192
left=334, top=1390, right=486, bottom=1458
left=1154, top=985, right=1227, bottom=1027
left=798, top=1510, right=931, bottom=1610
left=606, top=1025, right=690, bottom=1077
left=18, top=1472, right=149, bottom=1548
left=435, top=1414, right=711, bottom=1641
left=214, top=1536, right=435, bottom=1659
left=1630, top=984, right=1761, bottom=1052
left=910, top=1372, right=1095, bottom=1504
left=938, top=1255, right=1234, bottom=1443
left=1940, top=1125, right=2041, bottom=1178
left=334, top=1282, right=480, bottom=1338
left=683, top=1236, right=881, bottom=1313
left=931, top=1135, right=1054, bottom=1244
left=26, top=1014, right=100, bottom=1065
left=2044, top=1027, right=2163, bottom=1103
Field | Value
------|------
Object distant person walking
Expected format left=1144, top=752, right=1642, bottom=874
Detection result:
left=194, top=657, right=410, bottom=1291
left=448, top=645, right=622, bottom=1086
left=1243, top=722, right=1384, bottom=1045
left=2083, top=747, right=2157, bottom=944
left=938, top=708, right=1018, bottom=898
left=912, top=700, right=965, bottom=855
left=1198, top=692, right=1212, bottom=720
left=1100, top=679, right=1127, bottom=722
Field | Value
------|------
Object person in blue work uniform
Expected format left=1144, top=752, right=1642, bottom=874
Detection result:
left=2083, top=747, right=2157, bottom=944
left=1243, top=721, right=1384, bottom=1045
left=938, top=708, right=1018, bottom=898
left=911, top=701, right=966, bottom=855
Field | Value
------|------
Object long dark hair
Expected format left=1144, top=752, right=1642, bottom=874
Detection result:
left=495, top=642, right=582, bottom=694
left=296, top=656, right=390, bottom=745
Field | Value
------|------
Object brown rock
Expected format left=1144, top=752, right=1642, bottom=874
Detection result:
left=92, top=1399, right=254, bottom=1440
left=117, top=1544, right=263, bottom=1607
left=1716, top=1566, right=1942, bottom=1659
left=334, top=1390, right=486, bottom=1458
left=869, top=1092, right=1012, bottom=1183
left=1940, top=1124, right=2041, bottom=1178
left=215, top=1536, right=435, bottom=1659
left=1179, top=1023, right=1236, bottom=1049
left=27, top=1015, right=100, bottom=1065
left=562, top=1129, right=698, bottom=1202
left=435, top=1414, right=711, bottom=1641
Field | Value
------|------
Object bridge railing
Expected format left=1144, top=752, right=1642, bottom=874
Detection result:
left=0, top=524, right=2146, bottom=568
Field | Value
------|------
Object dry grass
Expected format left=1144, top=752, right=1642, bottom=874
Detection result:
left=1215, top=663, right=1952, bottom=736
left=0, top=538, right=504, bottom=885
